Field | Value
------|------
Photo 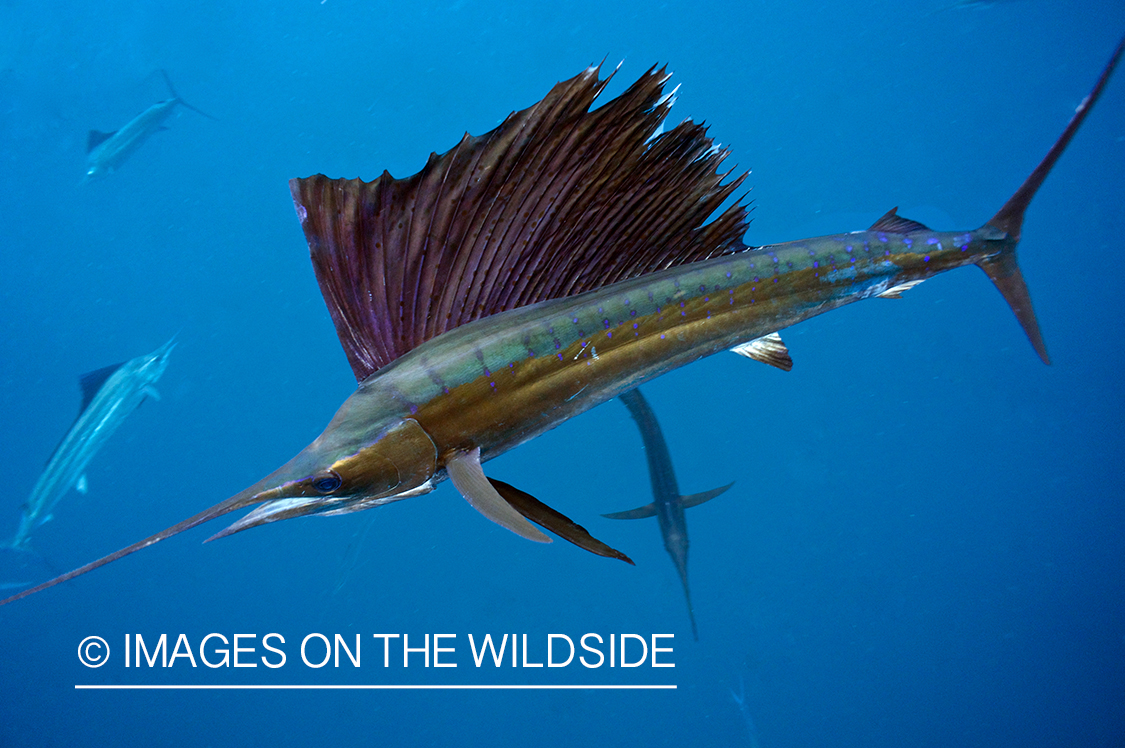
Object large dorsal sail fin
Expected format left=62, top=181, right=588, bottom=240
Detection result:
left=78, top=363, right=123, bottom=413
left=290, top=65, right=749, bottom=382
left=86, top=130, right=115, bottom=153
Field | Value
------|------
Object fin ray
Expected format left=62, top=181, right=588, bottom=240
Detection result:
left=291, top=66, right=749, bottom=381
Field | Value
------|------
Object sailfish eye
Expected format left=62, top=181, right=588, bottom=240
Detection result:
left=311, top=471, right=343, bottom=494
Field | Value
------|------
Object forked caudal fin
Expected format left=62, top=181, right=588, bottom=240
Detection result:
left=160, top=69, right=219, bottom=121
left=979, top=35, right=1124, bottom=365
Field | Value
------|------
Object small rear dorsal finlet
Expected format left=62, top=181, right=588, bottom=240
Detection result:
left=869, top=207, right=931, bottom=234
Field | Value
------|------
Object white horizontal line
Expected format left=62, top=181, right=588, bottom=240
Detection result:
left=75, top=684, right=676, bottom=691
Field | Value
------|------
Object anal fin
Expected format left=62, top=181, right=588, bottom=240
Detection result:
left=444, top=448, right=550, bottom=543
left=877, top=279, right=925, bottom=299
left=730, top=333, right=793, bottom=371
left=489, top=479, right=634, bottom=564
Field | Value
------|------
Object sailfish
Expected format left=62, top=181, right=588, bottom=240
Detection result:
left=2, top=37, right=1121, bottom=607
left=604, top=387, right=734, bottom=641
left=84, top=70, right=216, bottom=181
left=5, top=338, right=175, bottom=552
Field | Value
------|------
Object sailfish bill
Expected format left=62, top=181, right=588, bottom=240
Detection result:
left=2, top=37, right=1122, bottom=607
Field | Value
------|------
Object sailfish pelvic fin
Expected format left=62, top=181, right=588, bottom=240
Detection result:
left=488, top=479, right=634, bottom=564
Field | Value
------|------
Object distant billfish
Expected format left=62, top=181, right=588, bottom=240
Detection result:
left=2, top=37, right=1121, bottom=607
left=604, top=388, right=732, bottom=641
left=6, top=339, right=175, bottom=551
left=84, top=70, right=215, bottom=181
left=730, top=676, right=762, bottom=748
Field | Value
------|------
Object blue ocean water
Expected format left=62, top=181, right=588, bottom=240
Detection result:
left=1, top=1, right=1123, bottom=745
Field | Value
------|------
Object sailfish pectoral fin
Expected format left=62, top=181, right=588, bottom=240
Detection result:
left=488, top=479, right=634, bottom=565
left=681, top=481, right=734, bottom=509
left=601, top=503, right=658, bottom=520
left=444, top=448, right=550, bottom=543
